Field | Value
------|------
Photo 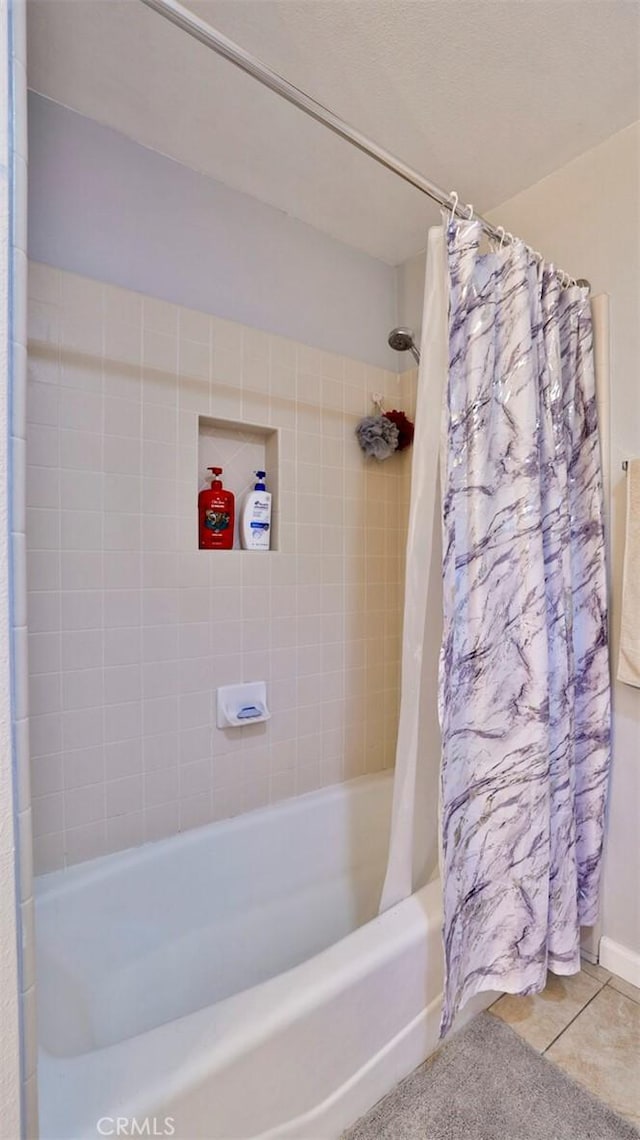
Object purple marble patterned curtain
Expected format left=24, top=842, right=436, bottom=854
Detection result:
left=440, top=219, right=611, bottom=1035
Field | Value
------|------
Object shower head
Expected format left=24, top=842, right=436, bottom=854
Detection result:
left=388, top=326, right=420, bottom=364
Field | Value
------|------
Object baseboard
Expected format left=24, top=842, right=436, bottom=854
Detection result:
left=599, top=936, right=640, bottom=988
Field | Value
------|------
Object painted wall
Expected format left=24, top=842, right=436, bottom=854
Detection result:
left=27, top=93, right=400, bottom=373
left=395, top=249, right=427, bottom=367
left=27, top=262, right=412, bottom=871
left=398, top=121, right=640, bottom=970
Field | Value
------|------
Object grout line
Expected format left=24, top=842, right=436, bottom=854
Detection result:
left=543, top=980, right=608, bottom=1053
left=605, top=976, right=640, bottom=1006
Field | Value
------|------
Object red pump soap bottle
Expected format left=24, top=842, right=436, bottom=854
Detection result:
left=198, top=467, right=235, bottom=550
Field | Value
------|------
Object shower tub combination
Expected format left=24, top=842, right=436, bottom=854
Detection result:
left=36, top=771, right=495, bottom=1140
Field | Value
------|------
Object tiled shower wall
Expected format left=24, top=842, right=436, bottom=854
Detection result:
left=27, top=262, right=414, bottom=873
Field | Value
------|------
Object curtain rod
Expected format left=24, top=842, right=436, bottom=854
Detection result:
left=139, top=0, right=588, bottom=289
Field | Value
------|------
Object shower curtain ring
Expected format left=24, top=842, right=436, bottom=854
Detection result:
left=448, top=191, right=459, bottom=223
left=496, top=226, right=506, bottom=249
left=465, top=202, right=474, bottom=219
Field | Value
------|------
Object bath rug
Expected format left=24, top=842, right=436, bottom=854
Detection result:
left=342, top=1012, right=639, bottom=1140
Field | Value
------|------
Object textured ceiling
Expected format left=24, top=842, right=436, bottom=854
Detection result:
left=27, top=0, right=640, bottom=264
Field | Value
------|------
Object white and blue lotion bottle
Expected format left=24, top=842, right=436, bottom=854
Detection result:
left=240, top=470, right=272, bottom=550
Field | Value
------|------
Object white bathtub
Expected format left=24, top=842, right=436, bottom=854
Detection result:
left=36, top=772, right=495, bottom=1139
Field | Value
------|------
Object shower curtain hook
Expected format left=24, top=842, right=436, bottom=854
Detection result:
left=448, top=191, right=459, bottom=223
left=496, top=226, right=506, bottom=249
left=465, top=202, right=474, bottom=219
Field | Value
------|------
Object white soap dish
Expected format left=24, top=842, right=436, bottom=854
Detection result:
left=216, top=682, right=271, bottom=729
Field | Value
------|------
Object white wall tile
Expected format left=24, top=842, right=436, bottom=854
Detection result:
left=143, top=732, right=178, bottom=773
left=179, top=690, right=210, bottom=729
left=104, top=627, right=141, bottom=667
left=61, top=591, right=101, bottom=632
left=106, top=775, right=143, bottom=818
left=104, top=473, right=141, bottom=515
left=104, top=664, right=142, bottom=706
left=32, top=793, right=63, bottom=837
left=178, top=725, right=209, bottom=766
left=26, top=508, right=59, bottom=551
left=142, top=589, right=179, bottom=627
left=62, top=707, right=103, bottom=751
left=30, top=714, right=62, bottom=759
left=27, top=550, right=60, bottom=593
left=64, top=783, right=105, bottom=829
left=103, top=434, right=141, bottom=475
left=28, top=632, right=60, bottom=675
left=60, top=551, right=101, bottom=591
left=29, top=673, right=60, bottom=716
left=104, top=513, right=141, bottom=552
left=102, top=552, right=137, bottom=591
left=33, top=832, right=65, bottom=875
left=103, top=702, right=141, bottom=744
left=26, top=422, right=58, bottom=468
left=144, top=801, right=179, bottom=843
left=31, top=755, right=63, bottom=797
left=143, top=696, right=179, bottom=736
left=59, top=429, right=102, bottom=471
left=181, top=656, right=214, bottom=694
left=59, top=469, right=102, bottom=512
left=59, top=388, right=102, bottom=433
left=179, top=794, right=213, bottom=833
left=141, top=402, right=177, bottom=443
left=65, top=821, right=107, bottom=866
left=60, top=510, right=102, bottom=552
left=27, top=265, right=405, bottom=866
left=27, top=380, right=59, bottom=427
left=104, top=396, right=141, bottom=439
left=63, top=746, right=104, bottom=790
left=144, top=767, right=179, bottom=808
left=142, top=660, right=179, bottom=700
left=104, top=739, right=143, bottom=781
left=105, top=809, right=144, bottom=854
left=28, top=592, right=60, bottom=634
left=103, top=590, right=141, bottom=629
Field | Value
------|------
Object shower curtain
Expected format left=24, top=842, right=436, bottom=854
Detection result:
left=382, top=218, right=611, bottom=1036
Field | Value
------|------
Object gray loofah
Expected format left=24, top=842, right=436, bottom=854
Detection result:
left=355, top=415, right=399, bottom=461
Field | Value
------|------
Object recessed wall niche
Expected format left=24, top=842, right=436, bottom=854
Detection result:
left=197, top=416, right=279, bottom=550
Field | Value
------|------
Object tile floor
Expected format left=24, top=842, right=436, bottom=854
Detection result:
left=490, top=960, right=640, bottom=1130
